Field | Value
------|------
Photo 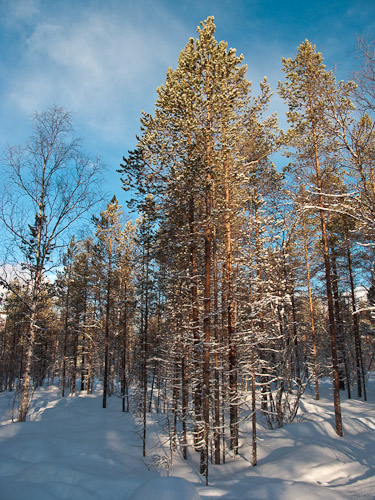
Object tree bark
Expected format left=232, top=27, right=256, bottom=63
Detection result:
left=201, top=174, right=212, bottom=483
left=224, top=161, right=238, bottom=454
left=346, top=236, right=367, bottom=400
left=312, top=124, right=343, bottom=436
left=302, top=216, right=320, bottom=400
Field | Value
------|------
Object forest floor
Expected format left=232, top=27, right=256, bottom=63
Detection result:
left=0, top=378, right=374, bottom=500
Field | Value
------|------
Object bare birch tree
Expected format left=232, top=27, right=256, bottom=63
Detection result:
left=0, top=106, right=103, bottom=421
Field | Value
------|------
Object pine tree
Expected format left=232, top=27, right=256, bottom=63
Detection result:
left=93, top=196, right=123, bottom=409
left=278, top=40, right=352, bottom=436
left=120, top=17, right=276, bottom=480
left=118, top=220, right=137, bottom=412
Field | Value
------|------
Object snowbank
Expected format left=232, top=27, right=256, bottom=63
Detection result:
left=0, top=379, right=374, bottom=500
left=128, top=477, right=201, bottom=500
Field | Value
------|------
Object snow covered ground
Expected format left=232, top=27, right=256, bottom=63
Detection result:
left=0, top=379, right=374, bottom=500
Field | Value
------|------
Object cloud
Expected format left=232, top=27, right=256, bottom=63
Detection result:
left=4, top=0, right=41, bottom=26
left=4, top=2, right=189, bottom=146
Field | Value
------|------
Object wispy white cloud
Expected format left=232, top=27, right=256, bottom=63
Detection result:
left=4, top=0, right=41, bottom=26
left=3, top=1, right=189, bottom=147
left=1, top=0, right=373, bottom=180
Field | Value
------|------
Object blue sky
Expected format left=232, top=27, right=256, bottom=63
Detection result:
left=1, top=0, right=374, bottom=209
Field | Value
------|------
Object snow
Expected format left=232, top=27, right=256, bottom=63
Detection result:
left=0, top=380, right=374, bottom=500
left=128, top=477, right=202, bottom=500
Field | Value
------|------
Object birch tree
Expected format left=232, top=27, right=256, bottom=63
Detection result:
left=0, top=106, right=103, bottom=421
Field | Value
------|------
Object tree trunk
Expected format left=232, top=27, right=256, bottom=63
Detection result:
left=312, top=124, right=343, bottom=436
left=330, top=242, right=351, bottom=398
left=201, top=174, right=212, bottom=483
left=212, top=183, right=221, bottom=465
left=346, top=236, right=367, bottom=400
left=103, top=248, right=112, bottom=409
left=189, top=195, right=202, bottom=451
left=251, top=347, right=257, bottom=466
left=225, top=175, right=238, bottom=454
left=142, top=246, right=150, bottom=458
left=121, top=283, right=128, bottom=412
left=181, top=348, right=188, bottom=460
left=302, top=216, right=320, bottom=400
left=18, top=312, right=37, bottom=422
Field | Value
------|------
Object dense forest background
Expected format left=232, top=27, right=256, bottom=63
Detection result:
left=1, top=17, right=375, bottom=482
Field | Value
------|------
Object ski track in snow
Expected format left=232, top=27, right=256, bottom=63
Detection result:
left=0, top=379, right=374, bottom=500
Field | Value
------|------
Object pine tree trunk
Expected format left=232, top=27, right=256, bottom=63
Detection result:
left=302, top=216, right=320, bottom=400
left=312, top=126, right=343, bottom=436
left=87, top=339, right=93, bottom=394
left=189, top=195, right=202, bottom=451
left=201, top=175, right=211, bottom=483
left=220, top=291, right=227, bottom=464
left=142, top=247, right=149, bottom=458
left=181, top=349, right=188, bottom=460
left=251, top=347, right=257, bottom=466
left=224, top=164, right=238, bottom=454
left=291, top=293, right=301, bottom=382
left=346, top=237, right=366, bottom=400
left=103, top=249, right=112, bottom=409
left=80, top=289, right=88, bottom=392
left=330, top=243, right=351, bottom=398
left=71, top=325, right=78, bottom=395
left=212, top=184, right=221, bottom=465
left=172, top=361, right=179, bottom=451
left=50, top=336, right=59, bottom=386
left=121, top=283, right=128, bottom=412
left=62, top=319, right=68, bottom=398
left=254, top=197, right=268, bottom=416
